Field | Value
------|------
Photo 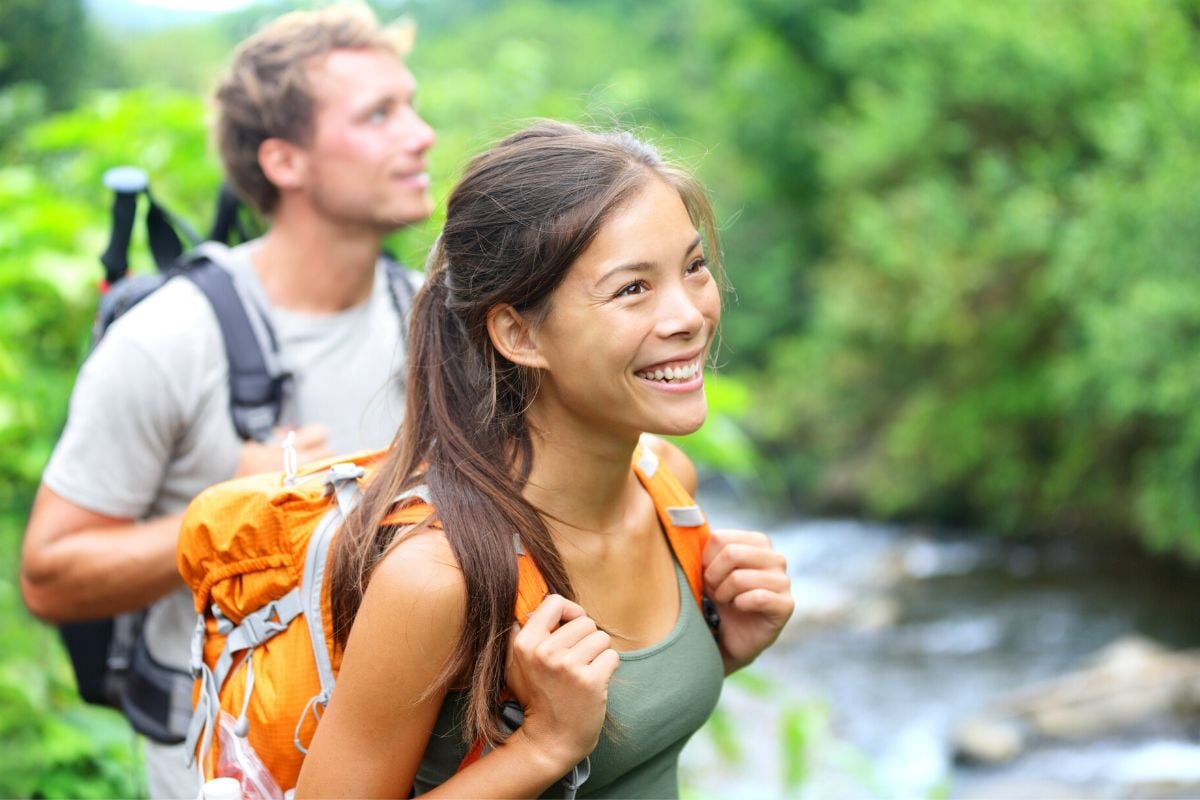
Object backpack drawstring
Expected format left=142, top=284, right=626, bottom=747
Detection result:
left=233, top=647, right=256, bottom=737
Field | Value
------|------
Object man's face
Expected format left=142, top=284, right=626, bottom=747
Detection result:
left=299, top=47, right=436, bottom=232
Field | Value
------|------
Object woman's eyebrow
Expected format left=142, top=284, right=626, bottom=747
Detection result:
left=596, top=234, right=703, bottom=285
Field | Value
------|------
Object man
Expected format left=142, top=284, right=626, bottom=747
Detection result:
left=19, top=5, right=435, bottom=797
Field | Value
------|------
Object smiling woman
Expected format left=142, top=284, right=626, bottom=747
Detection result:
left=295, top=121, right=794, bottom=799
left=518, top=176, right=720, bottom=440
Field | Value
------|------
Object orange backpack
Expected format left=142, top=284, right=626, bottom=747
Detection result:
left=177, top=436, right=713, bottom=795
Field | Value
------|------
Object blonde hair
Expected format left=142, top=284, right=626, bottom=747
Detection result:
left=213, top=3, right=414, bottom=214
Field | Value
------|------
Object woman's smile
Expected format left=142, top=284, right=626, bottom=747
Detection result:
left=633, top=355, right=704, bottom=391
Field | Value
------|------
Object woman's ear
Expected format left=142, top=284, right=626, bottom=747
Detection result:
left=487, top=304, right=548, bottom=369
left=258, top=137, right=306, bottom=192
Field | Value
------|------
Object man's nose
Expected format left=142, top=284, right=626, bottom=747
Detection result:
left=400, top=110, right=435, bottom=153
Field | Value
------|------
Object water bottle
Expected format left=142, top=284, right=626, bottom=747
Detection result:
left=202, top=777, right=242, bottom=800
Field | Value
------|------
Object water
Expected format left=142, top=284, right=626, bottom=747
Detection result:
left=679, top=510, right=1200, bottom=800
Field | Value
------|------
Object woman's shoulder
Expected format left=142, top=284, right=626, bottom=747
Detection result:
left=360, top=527, right=466, bottom=638
left=641, top=434, right=698, bottom=495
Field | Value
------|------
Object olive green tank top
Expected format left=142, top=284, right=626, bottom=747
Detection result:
left=413, top=562, right=725, bottom=798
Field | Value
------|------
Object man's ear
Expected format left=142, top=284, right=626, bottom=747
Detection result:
left=258, top=137, right=306, bottom=192
left=487, top=304, right=548, bottom=369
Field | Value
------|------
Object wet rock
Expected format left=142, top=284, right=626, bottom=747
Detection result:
left=1006, top=637, right=1200, bottom=741
left=952, top=716, right=1026, bottom=765
left=848, top=594, right=900, bottom=632
left=951, top=636, right=1200, bottom=765
left=952, top=776, right=1095, bottom=800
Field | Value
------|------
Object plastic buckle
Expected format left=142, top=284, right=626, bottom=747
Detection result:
left=244, top=601, right=289, bottom=644
left=327, top=462, right=366, bottom=485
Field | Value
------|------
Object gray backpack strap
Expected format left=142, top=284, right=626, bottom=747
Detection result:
left=182, top=243, right=289, bottom=442
left=381, top=254, right=420, bottom=318
left=382, top=256, right=420, bottom=352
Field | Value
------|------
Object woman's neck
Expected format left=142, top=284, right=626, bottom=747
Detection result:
left=522, top=417, right=642, bottom=536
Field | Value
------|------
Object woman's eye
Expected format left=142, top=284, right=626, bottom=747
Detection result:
left=686, top=257, right=708, bottom=275
left=367, top=108, right=389, bottom=124
left=616, top=280, right=647, bottom=297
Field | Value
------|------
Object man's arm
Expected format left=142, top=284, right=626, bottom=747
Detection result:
left=20, top=485, right=183, bottom=621
left=20, top=429, right=334, bottom=622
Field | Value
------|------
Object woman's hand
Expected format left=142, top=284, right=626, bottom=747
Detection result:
left=703, top=529, right=794, bottom=674
left=505, top=594, right=620, bottom=772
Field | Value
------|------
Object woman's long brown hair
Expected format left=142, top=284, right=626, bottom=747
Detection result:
left=328, top=120, right=722, bottom=747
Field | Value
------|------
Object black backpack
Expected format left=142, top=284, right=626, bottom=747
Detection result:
left=57, top=167, right=418, bottom=743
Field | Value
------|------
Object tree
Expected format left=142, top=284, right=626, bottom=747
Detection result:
left=0, top=0, right=89, bottom=111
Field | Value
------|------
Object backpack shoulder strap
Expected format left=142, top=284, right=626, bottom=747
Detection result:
left=631, top=437, right=710, bottom=613
left=381, top=253, right=420, bottom=319
left=180, top=243, right=287, bottom=442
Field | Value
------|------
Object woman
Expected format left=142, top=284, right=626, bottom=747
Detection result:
left=296, top=121, right=793, bottom=798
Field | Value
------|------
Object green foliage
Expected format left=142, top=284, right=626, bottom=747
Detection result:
left=16, top=0, right=1200, bottom=794
left=671, top=373, right=765, bottom=479
left=0, top=516, right=139, bottom=799
left=758, top=0, right=1200, bottom=558
left=0, top=0, right=88, bottom=111
left=683, top=668, right=898, bottom=799
left=0, top=85, right=218, bottom=800
left=0, top=87, right=217, bottom=518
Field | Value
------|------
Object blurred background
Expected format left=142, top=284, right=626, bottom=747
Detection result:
left=5, top=0, right=1200, bottom=797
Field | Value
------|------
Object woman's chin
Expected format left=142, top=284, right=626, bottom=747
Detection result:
left=648, top=411, right=708, bottom=438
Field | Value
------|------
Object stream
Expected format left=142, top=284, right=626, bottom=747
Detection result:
left=678, top=495, right=1200, bottom=799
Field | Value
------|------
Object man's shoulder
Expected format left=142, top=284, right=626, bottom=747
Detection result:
left=101, top=273, right=222, bottom=357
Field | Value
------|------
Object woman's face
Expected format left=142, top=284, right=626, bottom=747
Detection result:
left=528, top=176, right=721, bottom=442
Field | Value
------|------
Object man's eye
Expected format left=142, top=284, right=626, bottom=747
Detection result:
left=367, top=108, right=389, bottom=123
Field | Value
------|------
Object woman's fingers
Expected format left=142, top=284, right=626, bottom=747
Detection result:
left=730, top=586, right=795, bottom=615
left=514, top=595, right=617, bottom=672
left=587, top=645, right=620, bottom=683
left=703, top=530, right=787, bottom=590
left=567, top=628, right=615, bottom=667
left=520, top=594, right=586, bottom=637
left=706, top=567, right=792, bottom=606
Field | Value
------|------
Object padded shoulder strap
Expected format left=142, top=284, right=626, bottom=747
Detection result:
left=181, top=246, right=286, bottom=442
left=631, top=439, right=710, bottom=612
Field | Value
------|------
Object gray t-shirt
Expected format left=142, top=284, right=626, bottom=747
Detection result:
left=44, top=241, right=407, bottom=675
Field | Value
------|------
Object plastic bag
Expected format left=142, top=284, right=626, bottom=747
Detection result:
left=215, top=711, right=284, bottom=800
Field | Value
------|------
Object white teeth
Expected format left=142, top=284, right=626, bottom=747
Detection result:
left=638, top=360, right=700, bottom=382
